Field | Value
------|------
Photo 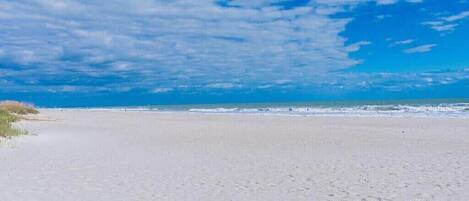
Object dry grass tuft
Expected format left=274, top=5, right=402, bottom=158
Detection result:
left=0, top=110, right=25, bottom=138
left=0, top=100, right=37, bottom=138
left=0, top=101, right=39, bottom=115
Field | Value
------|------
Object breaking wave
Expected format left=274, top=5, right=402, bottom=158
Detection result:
left=187, top=103, right=469, bottom=118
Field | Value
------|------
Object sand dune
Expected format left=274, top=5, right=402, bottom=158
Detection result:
left=1, top=110, right=469, bottom=200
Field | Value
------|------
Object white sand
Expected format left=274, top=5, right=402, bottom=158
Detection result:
left=1, top=110, right=469, bottom=201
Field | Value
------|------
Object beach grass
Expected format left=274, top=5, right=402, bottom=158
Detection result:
left=0, top=110, right=25, bottom=137
left=0, top=101, right=39, bottom=115
left=0, top=101, right=38, bottom=138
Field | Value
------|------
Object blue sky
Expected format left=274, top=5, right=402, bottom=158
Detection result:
left=0, top=0, right=468, bottom=106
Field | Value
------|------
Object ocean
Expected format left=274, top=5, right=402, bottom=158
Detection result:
left=54, top=98, right=469, bottom=118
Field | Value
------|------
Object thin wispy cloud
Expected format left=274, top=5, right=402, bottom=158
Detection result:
left=376, top=0, right=398, bottom=5
left=206, top=83, right=242, bottom=89
left=422, top=21, right=458, bottom=32
left=345, top=41, right=372, bottom=52
left=403, top=44, right=436, bottom=54
left=443, top=11, right=469, bottom=22
left=406, top=0, right=423, bottom=3
left=324, top=69, right=467, bottom=91
left=152, top=88, right=173, bottom=93
left=392, top=39, right=414, bottom=46
left=423, top=10, right=469, bottom=32
left=376, top=14, right=392, bottom=20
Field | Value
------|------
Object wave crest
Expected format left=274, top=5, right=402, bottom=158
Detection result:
left=187, top=103, right=469, bottom=117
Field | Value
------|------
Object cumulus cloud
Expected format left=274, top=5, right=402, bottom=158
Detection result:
left=0, top=0, right=458, bottom=95
left=403, top=44, right=436, bottom=54
left=1, top=0, right=398, bottom=92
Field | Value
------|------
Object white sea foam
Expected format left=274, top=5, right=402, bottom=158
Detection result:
left=43, top=103, right=469, bottom=118
left=187, top=103, right=469, bottom=118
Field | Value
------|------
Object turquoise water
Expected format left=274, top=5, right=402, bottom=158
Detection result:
left=68, top=98, right=469, bottom=118
left=152, top=98, right=469, bottom=110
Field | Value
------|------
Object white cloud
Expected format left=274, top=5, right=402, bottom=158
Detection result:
left=152, top=87, right=173, bottom=93
left=62, top=85, right=78, bottom=92
left=345, top=41, right=371, bottom=52
left=112, top=62, right=133, bottom=71
left=274, top=79, right=292, bottom=84
left=406, top=0, right=423, bottom=3
left=206, top=83, right=242, bottom=89
left=443, top=11, right=469, bottom=22
left=403, top=44, right=436, bottom=54
left=0, top=0, right=445, bottom=93
left=423, top=11, right=469, bottom=32
left=393, top=39, right=414, bottom=45
left=433, top=24, right=458, bottom=31
left=376, top=0, right=398, bottom=5
left=0, top=0, right=376, bottom=91
left=422, top=22, right=458, bottom=32
left=376, top=14, right=391, bottom=20
left=315, top=0, right=398, bottom=6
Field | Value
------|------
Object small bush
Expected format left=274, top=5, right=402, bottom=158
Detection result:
left=0, top=101, right=39, bottom=115
left=0, top=101, right=37, bottom=138
left=0, top=110, right=25, bottom=137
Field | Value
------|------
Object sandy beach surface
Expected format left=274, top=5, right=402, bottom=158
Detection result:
left=1, top=109, right=469, bottom=201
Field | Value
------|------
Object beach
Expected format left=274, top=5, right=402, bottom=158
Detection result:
left=2, top=109, right=469, bottom=201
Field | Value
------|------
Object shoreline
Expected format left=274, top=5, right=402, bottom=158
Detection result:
left=37, top=108, right=469, bottom=119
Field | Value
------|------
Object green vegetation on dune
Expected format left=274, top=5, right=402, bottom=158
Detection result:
left=0, top=101, right=39, bottom=115
left=0, top=110, right=24, bottom=137
left=0, top=101, right=38, bottom=138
